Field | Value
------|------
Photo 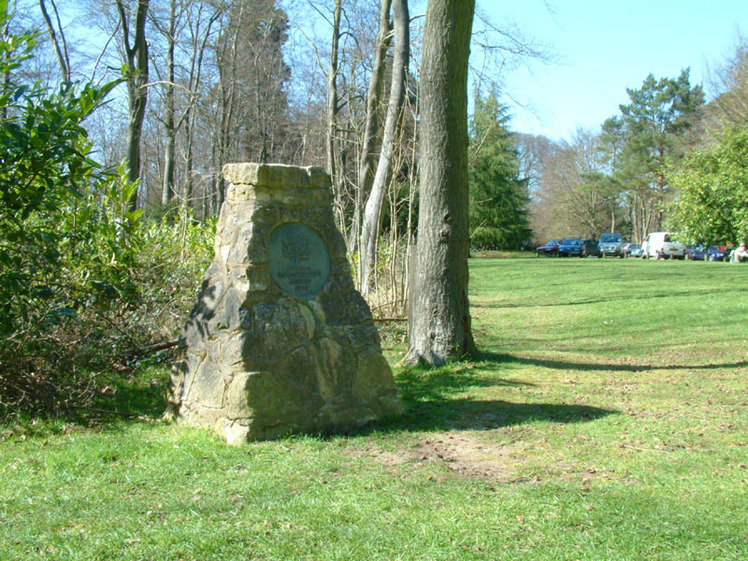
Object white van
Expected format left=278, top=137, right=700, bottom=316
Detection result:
left=641, top=232, right=686, bottom=260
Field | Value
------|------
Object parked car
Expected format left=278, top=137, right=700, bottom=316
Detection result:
left=712, top=246, right=731, bottom=261
left=581, top=239, right=601, bottom=257
left=535, top=239, right=561, bottom=256
left=641, top=232, right=687, bottom=260
left=685, top=245, right=729, bottom=261
left=557, top=238, right=583, bottom=257
left=622, top=243, right=643, bottom=258
left=598, top=233, right=623, bottom=257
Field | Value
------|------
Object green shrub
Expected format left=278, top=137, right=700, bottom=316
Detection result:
left=0, top=15, right=214, bottom=420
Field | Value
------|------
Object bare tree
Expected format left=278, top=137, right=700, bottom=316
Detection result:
left=148, top=0, right=219, bottom=208
left=116, top=0, right=150, bottom=208
left=359, top=0, right=408, bottom=296
left=708, top=36, right=748, bottom=128
left=159, top=0, right=177, bottom=205
left=325, top=0, right=346, bottom=234
left=351, top=0, right=392, bottom=255
left=180, top=4, right=219, bottom=208
left=38, top=0, right=70, bottom=82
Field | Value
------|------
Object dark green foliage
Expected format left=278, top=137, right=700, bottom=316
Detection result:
left=668, top=126, right=748, bottom=244
left=468, top=90, right=530, bottom=250
left=0, top=19, right=120, bottom=335
left=608, top=70, right=705, bottom=234
left=0, top=16, right=214, bottom=420
left=616, top=70, right=705, bottom=185
left=619, top=70, right=704, bottom=148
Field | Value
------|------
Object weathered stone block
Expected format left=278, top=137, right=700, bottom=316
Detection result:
left=189, top=360, right=225, bottom=409
left=169, top=164, right=401, bottom=442
left=223, top=162, right=310, bottom=190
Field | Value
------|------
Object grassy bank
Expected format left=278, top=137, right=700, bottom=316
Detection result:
left=1, top=258, right=747, bottom=560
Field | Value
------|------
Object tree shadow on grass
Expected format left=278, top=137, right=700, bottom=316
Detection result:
left=19, top=349, right=621, bottom=439
left=472, top=288, right=719, bottom=310
left=479, top=351, right=748, bottom=374
left=378, top=361, right=615, bottom=434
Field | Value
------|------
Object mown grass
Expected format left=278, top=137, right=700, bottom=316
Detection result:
left=1, top=258, right=747, bottom=560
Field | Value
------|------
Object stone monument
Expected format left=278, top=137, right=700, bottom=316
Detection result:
left=167, top=163, right=402, bottom=443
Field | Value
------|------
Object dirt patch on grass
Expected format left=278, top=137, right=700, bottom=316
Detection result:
left=361, top=432, right=527, bottom=483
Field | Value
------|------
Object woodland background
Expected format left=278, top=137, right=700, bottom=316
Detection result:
left=1, top=0, right=746, bottom=417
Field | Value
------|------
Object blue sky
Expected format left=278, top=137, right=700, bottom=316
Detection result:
left=475, top=0, right=746, bottom=141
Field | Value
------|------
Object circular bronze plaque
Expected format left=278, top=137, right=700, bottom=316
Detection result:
left=267, top=223, right=330, bottom=299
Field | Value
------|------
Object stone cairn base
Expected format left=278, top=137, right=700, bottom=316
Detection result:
left=167, top=163, right=402, bottom=443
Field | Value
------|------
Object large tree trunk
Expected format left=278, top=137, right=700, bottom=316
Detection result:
left=359, top=0, right=408, bottom=296
left=405, top=0, right=475, bottom=366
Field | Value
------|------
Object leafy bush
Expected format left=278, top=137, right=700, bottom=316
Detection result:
left=668, top=126, right=748, bottom=244
left=0, top=16, right=214, bottom=420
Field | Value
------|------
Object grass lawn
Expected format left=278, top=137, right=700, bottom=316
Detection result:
left=1, top=257, right=747, bottom=560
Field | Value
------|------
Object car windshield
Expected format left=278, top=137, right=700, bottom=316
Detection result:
left=561, top=238, right=581, bottom=245
left=600, top=234, right=621, bottom=243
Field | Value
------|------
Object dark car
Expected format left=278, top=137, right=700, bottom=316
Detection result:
left=685, top=245, right=729, bottom=262
left=536, top=239, right=561, bottom=256
left=557, top=237, right=583, bottom=257
left=581, top=239, right=601, bottom=257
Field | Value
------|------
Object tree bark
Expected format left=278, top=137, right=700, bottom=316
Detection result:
left=326, top=0, right=344, bottom=233
left=161, top=0, right=176, bottom=206
left=117, top=0, right=150, bottom=210
left=405, top=0, right=476, bottom=366
left=351, top=0, right=392, bottom=257
left=359, top=0, right=408, bottom=296
left=39, top=0, right=70, bottom=82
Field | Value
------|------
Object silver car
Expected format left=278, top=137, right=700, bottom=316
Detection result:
left=598, top=233, right=623, bottom=257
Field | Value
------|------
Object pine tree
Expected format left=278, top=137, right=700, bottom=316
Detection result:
left=616, top=69, right=705, bottom=233
left=468, top=91, right=530, bottom=250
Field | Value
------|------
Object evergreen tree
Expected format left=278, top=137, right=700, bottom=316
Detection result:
left=468, top=90, right=529, bottom=250
left=616, top=69, right=705, bottom=233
